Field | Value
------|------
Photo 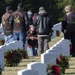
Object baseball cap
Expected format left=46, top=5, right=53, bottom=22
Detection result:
left=39, top=7, right=44, bottom=11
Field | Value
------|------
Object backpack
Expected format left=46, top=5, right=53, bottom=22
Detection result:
left=67, top=13, right=75, bottom=25
left=13, top=11, right=24, bottom=26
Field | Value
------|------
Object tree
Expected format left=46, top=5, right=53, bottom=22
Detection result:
left=0, top=0, right=75, bottom=23
left=57, top=0, right=75, bottom=22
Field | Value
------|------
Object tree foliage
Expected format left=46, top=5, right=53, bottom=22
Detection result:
left=0, top=0, right=75, bottom=23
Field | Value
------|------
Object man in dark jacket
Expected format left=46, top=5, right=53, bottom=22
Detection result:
left=35, top=7, right=53, bottom=57
left=2, top=6, right=14, bottom=44
left=62, top=5, right=75, bottom=57
left=13, top=3, right=28, bottom=48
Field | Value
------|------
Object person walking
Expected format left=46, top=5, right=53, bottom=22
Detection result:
left=62, top=5, right=75, bottom=57
left=13, top=3, right=28, bottom=48
left=2, top=6, right=14, bottom=44
left=35, top=7, right=53, bottom=57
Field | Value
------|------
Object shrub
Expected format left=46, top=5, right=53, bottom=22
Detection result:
left=56, top=30, right=60, bottom=36
left=56, top=55, right=69, bottom=74
left=46, top=64, right=62, bottom=75
left=0, top=40, right=5, bottom=46
left=46, top=55, right=70, bottom=75
left=4, top=49, right=28, bottom=67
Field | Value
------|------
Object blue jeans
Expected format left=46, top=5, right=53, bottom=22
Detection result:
left=32, top=46, right=37, bottom=56
left=4, top=34, right=14, bottom=44
left=13, top=31, right=26, bottom=48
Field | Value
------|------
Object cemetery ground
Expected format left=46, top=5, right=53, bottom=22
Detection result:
left=2, top=33, right=75, bottom=75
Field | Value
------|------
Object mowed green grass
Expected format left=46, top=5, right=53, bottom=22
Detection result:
left=49, top=32, right=64, bottom=47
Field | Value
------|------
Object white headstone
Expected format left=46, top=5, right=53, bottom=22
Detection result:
left=51, top=22, right=62, bottom=38
left=41, top=52, right=56, bottom=65
left=58, top=39, right=70, bottom=56
left=27, top=62, right=46, bottom=75
left=0, top=23, right=3, bottom=33
left=3, top=41, right=23, bottom=51
left=0, top=41, right=23, bottom=70
left=0, top=46, right=4, bottom=70
left=51, top=39, right=70, bottom=56
left=0, top=34, right=5, bottom=40
left=46, top=48, right=60, bottom=58
left=18, top=69, right=39, bottom=75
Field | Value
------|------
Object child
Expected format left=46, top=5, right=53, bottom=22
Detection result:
left=26, top=25, right=38, bottom=56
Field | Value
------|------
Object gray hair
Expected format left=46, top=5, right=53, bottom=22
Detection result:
left=65, top=5, right=72, bottom=11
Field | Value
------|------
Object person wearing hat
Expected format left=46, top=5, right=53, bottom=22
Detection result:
left=13, top=3, right=28, bottom=48
left=2, top=6, right=14, bottom=44
left=34, top=7, right=53, bottom=57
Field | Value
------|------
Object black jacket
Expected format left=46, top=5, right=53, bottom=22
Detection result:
left=62, top=12, right=75, bottom=32
left=36, top=10, right=53, bottom=35
left=27, top=30, right=37, bottom=47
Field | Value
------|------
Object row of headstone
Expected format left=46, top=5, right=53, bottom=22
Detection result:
left=0, top=24, right=4, bottom=70
left=43, top=38, right=70, bottom=65
left=18, top=38, right=71, bottom=75
left=18, top=62, right=46, bottom=75
left=47, top=38, right=70, bottom=56
left=51, top=22, right=62, bottom=38
left=3, top=41, right=23, bottom=51
left=0, top=22, right=62, bottom=75
left=0, top=41, right=23, bottom=70
left=17, top=22, right=63, bottom=75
